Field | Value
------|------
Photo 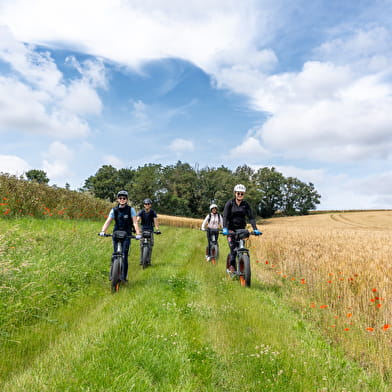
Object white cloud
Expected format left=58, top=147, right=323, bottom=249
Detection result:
left=0, top=28, right=105, bottom=138
left=249, top=61, right=392, bottom=162
left=229, top=136, right=269, bottom=161
left=0, top=25, right=63, bottom=92
left=42, top=141, right=73, bottom=182
left=103, top=155, right=123, bottom=169
left=314, top=27, right=392, bottom=73
left=274, top=165, right=325, bottom=184
left=0, top=0, right=276, bottom=75
left=61, top=80, right=102, bottom=116
left=169, top=138, right=194, bottom=153
left=0, top=154, right=30, bottom=176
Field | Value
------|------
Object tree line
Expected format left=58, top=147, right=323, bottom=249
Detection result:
left=79, top=162, right=321, bottom=218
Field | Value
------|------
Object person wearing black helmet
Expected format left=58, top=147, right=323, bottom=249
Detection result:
left=136, top=198, right=161, bottom=265
left=222, top=184, right=261, bottom=273
left=100, top=190, right=141, bottom=281
left=201, top=203, right=223, bottom=261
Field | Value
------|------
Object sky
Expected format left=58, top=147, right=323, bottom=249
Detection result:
left=0, top=0, right=392, bottom=210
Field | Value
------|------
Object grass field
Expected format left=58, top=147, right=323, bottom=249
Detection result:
left=0, top=215, right=391, bottom=391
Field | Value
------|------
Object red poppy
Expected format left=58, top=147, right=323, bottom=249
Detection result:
left=366, top=327, right=374, bottom=331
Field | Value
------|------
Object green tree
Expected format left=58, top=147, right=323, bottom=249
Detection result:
left=282, top=178, right=321, bottom=215
left=83, top=165, right=123, bottom=201
left=252, top=167, right=285, bottom=218
left=197, top=166, right=233, bottom=216
left=160, top=161, right=198, bottom=216
left=25, top=169, right=49, bottom=184
left=132, top=164, right=163, bottom=209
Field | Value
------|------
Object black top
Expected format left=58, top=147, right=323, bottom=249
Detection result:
left=137, top=209, right=157, bottom=231
left=223, top=199, right=257, bottom=231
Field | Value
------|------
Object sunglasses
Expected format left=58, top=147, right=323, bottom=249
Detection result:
left=118, top=197, right=127, bottom=200
left=236, top=192, right=244, bottom=196
left=144, top=203, right=151, bottom=205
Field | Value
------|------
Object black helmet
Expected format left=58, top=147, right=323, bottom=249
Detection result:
left=117, top=190, right=128, bottom=198
left=143, top=198, right=152, bottom=205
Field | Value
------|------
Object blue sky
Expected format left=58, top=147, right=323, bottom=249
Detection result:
left=1, top=0, right=392, bottom=210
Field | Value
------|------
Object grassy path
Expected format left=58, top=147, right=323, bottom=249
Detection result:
left=0, top=222, right=389, bottom=391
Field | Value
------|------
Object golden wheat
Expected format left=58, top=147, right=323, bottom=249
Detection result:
left=250, top=211, right=392, bottom=374
left=158, top=214, right=203, bottom=229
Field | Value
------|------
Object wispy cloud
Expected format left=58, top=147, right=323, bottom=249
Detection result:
left=169, top=138, right=194, bottom=154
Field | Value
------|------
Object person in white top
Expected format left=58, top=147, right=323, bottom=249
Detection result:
left=201, top=203, right=223, bottom=260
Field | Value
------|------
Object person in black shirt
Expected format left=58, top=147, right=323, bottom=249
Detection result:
left=137, top=198, right=161, bottom=265
left=222, top=184, right=261, bottom=272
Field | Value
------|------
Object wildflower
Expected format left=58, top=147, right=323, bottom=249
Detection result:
left=310, top=303, right=316, bottom=308
left=344, top=328, right=350, bottom=331
left=4, top=209, right=10, bottom=215
left=327, top=280, right=332, bottom=284
left=346, top=313, right=352, bottom=318
left=371, top=288, right=377, bottom=293
left=377, top=304, right=382, bottom=308
left=320, top=305, right=328, bottom=309
left=330, top=325, right=336, bottom=328
left=366, top=327, right=374, bottom=332
left=265, top=261, right=269, bottom=264
left=382, top=324, right=390, bottom=331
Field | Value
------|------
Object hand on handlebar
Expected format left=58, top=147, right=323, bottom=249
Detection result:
left=155, top=230, right=162, bottom=235
left=99, top=231, right=106, bottom=237
left=135, top=234, right=142, bottom=240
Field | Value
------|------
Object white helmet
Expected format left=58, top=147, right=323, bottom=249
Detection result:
left=209, top=203, right=218, bottom=211
left=234, top=184, right=246, bottom=193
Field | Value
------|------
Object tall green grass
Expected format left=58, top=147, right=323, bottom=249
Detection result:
left=0, top=219, right=390, bottom=391
left=0, top=173, right=111, bottom=219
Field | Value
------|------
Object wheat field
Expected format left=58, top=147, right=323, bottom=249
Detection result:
left=250, top=210, right=392, bottom=374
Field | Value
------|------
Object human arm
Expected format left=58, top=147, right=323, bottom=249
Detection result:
left=131, top=208, right=141, bottom=235
left=100, top=210, right=114, bottom=233
left=245, top=202, right=258, bottom=231
left=154, top=216, right=160, bottom=232
left=201, top=215, right=209, bottom=230
left=222, top=200, right=232, bottom=229
left=132, top=215, right=141, bottom=236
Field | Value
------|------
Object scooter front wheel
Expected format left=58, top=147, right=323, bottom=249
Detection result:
left=210, top=244, right=219, bottom=265
left=111, top=256, right=122, bottom=292
left=239, top=254, right=251, bottom=287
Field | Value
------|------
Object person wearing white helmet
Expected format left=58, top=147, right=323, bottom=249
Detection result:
left=222, top=184, right=261, bottom=272
left=100, top=190, right=141, bottom=281
left=201, top=203, right=223, bottom=260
